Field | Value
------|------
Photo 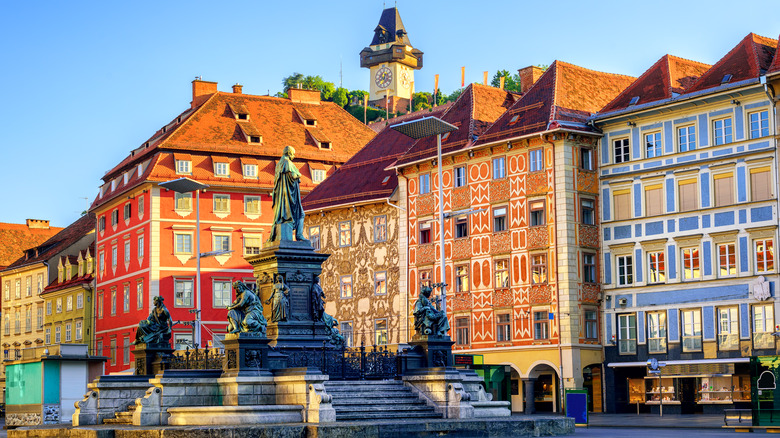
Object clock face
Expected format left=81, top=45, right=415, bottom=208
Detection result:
left=375, top=66, right=392, bottom=89
left=400, top=70, right=410, bottom=89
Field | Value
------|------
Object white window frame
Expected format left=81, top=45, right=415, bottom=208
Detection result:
left=755, top=239, right=775, bottom=274
left=681, top=247, right=701, bottom=281
left=753, top=303, right=775, bottom=350
left=214, top=161, right=229, bottom=177
left=174, top=278, right=194, bottom=308
left=647, top=311, right=667, bottom=354
left=616, top=255, right=633, bottom=286
left=718, top=307, right=739, bottom=351
left=681, top=309, right=702, bottom=352
left=647, top=251, right=665, bottom=284
left=618, top=313, right=636, bottom=354
left=492, top=156, right=506, bottom=179
left=713, top=117, right=733, bottom=145
left=644, top=131, right=662, bottom=158
left=454, top=166, right=467, bottom=187
left=533, top=310, right=548, bottom=341
left=529, top=149, right=543, bottom=172
left=312, top=168, right=326, bottom=183
left=718, top=243, right=737, bottom=278
left=749, top=109, right=770, bottom=139
left=213, top=194, right=230, bottom=213
left=613, top=138, right=630, bottom=164
left=678, top=125, right=696, bottom=152
left=213, top=279, right=233, bottom=308
left=243, top=164, right=258, bottom=179
left=419, top=173, right=431, bottom=194
left=176, top=160, right=192, bottom=175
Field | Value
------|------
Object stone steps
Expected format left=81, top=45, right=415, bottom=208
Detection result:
left=103, top=403, right=136, bottom=425
left=325, top=380, right=442, bottom=421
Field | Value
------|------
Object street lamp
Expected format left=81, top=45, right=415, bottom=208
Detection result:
left=392, top=116, right=458, bottom=317
left=159, top=177, right=209, bottom=347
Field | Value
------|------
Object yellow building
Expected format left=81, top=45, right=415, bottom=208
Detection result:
left=41, top=248, right=95, bottom=354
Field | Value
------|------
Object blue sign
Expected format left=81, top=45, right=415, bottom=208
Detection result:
left=565, top=390, right=588, bottom=425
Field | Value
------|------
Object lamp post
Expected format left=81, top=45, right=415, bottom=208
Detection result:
left=392, top=117, right=458, bottom=316
left=159, top=177, right=209, bottom=347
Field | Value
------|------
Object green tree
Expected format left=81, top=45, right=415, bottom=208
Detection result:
left=281, top=73, right=336, bottom=101
left=490, top=70, right=521, bottom=93
left=413, top=92, right=432, bottom=111
left=348, top=90, right=368, bottom=106
left=444, top=88, right=463, bottom=103
left=333, top=87, right=348, bottom=107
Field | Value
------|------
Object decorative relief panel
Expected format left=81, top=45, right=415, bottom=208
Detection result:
left=581, top=283, right=600, bottom=303
left=452, top=186, right=470, bottom=210
left=493, top=288, right=513, bottom=308
left=417, top=244, right=435, bottom=264
left=530, top=284, right=552, bottom=304
left=579, top=224, right=599, bottom=248
left=452, top=292, right=472, bottom=311
left=489, top=178, right=509, bottom=202
left=527, top=172, right=549, bottom=194
left=491, top=232, right=510, bottom=254
left=452, top=238, right=471, bottom=260
left=528, top=226, right=548, bottom=249
left=417, top=193, right=434, bottom=216
left=576, top=171, right=598, bottom=193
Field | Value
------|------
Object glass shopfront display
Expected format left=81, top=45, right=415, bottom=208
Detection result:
left=696, top=375, right=750, bottom=403
left=628, top=378, right=644, bottom=404
left=645, top=376, right=680, bottom=404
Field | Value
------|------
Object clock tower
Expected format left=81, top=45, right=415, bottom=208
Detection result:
left=359, top=7, right=423, bottom=114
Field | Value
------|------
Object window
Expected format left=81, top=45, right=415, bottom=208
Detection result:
left=243, top=164, right=258, bottom=178
left=580, top=147, right=594, bottom=171
left=341, top=322, right=353, bottom=347
left=111, top=210, right=119, bottom=226
left=718, top=243, right=736, bottom=277
left=36, top=307, right=43, bottom=329
left=493, top=156, right=506, bottom=179
left=56, top=297, right=63, bottom=313
left=123, top=203, right=132, bottom=220
left=244, top=196, right=261, bottom=215
left=678, top=178, right=698, bottom=212
left=214, top=194, right=230, bottom=213
left=312, top=169, right=325, bottom=183
left=529, top=149, right=543, bottom=172
left=713, top=173, right=734, bottom=207
left=55, top=325, right=61, bottom=344
left=755, top=239, right=774, bottom=273
left=534, top=311, right=549, bottom=340
left=214, top=234, right=230, bottom=252
left=124, top=240, right=131, bottom=263
left=713, top=118, right=733, bottom=145
left=681, top=309, right=702, bottom=352
left=645, top=132, right=662, bottom=158
left=618, top=314, right=637, bottom=354
left=484, top=206, right=504, bottom=236
left=374, top=271, right=387, bottom=295
left=681, top=247, right=701, bottom=281
left=750, top=167, right=772, bottom=201
left=583, top=253, right=596, bottom=283
left=454, top=166, right=466, bottom=187
left=138, top=195, right=145, bottom=217
left=175, top=279, right=194, bottom=307
left=99, top=252, right=105, bottom=275
left=25, top=307, right=31, bottom=332
left=749, top=110, right=769, bottom=139
left=375, top=319, right=388, bottom=345
left=419, top=221, right=431, bottom=244
left=98, top=216, right=106, bottom=232
left=66, top=295, right=73, bottom=312
left=137, top=281, right=144, bottom=309
left=138, top=235, right=144, bottom=259
left=581, top=199, right=594, bottom=225
left=455, top=216, right=468, bottom=238
left=97, top=340, right=103, bottom=357
left=374, top=215, right=387, bottom=242
left=175, top=233, right=192, bottom=254
left=455, top=265, right=469, bottom=293
left=73, top=321, right=82, bottom=340
left=111, top=246, right=118, bottom=267
left=531, top=254, right=547, bottom=284
left=65, top=323, right=72, bottom=342
left=98, top=294, right=103, bottom=319
left=45, top=328, right=51, bottom=345
left=339, top=221, right=352, bottom=247
left=753, top=304, right=775, bottom=349
left=14, top=312, right=20, bottom=334
left=175, top=192, right=192, bottom=210
left=613, top=189, right=631, bottom=220
left=15, top=279, right=21, bottom=299
left=677, top=125, right=696, bottom=152
left=647, top=251, right=666, bottom=283
left=529, top=200, right=545, bottom=226
left=718, top=307, right=739, bottom=351
left=419, top=270, right=432, bottom=290
left=455, top=317, right=470, bottom=345
left=25, top=276, right=31, bottom=296
left=617, top=255, right=633, bottom=286
left=644, top=184, right=663, bottom=216
left=213, top=280, right=232, bottom=308
left=497, top=313, right=512, bottom=342
left=214, top=162, right=229, bottom=177
left=110, top=290, right=116, bottom=315
left=495, top=259, right=509, bottom=288
left=243, top=235, right=261, bottom=255
left=123, top=284, right=130, bottom=312
left=309, top=226, right=320, bottom=251
left=647, top=312, right=667, bottom=354
left=584, top=309, right=598, bottom=340
left=419, top=173, right=431, bottom=194
left=176, top=159, right=191, bottom=174
left=340, top=275, right=353, bottom=298
left=3, top=280, right=8, bottom=301
left=613, top=138, right=630, bottom=163
left=123, top=337, right=130, bottom=364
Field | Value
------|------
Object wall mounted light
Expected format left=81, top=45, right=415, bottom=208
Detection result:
left=468, top=150, right=475, bottom=158
left=731, top=99, right=741, bottom=106
left=627, top=121, right=636, bottom=127
left=507, top=142, right=513, bottom=150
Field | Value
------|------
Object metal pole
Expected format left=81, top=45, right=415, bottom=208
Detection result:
left=195, top=189, right=202, bottom=347
left=437, top=132, right=447, bottom=316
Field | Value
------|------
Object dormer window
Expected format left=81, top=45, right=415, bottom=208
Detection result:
left=175, top=154, right=192, bottom=175
left=250, top=136, right=261, bottom=143
left=238, top=113, right=248, bottom=120
left=213, top=158, right=230, bottom=177
left=320, top=142, right=331, bottom=149
left=228, top=103, right=250, bottom=121
left=243, top=164, right=258, bottom=178
left=305, top=119, right=316, bottom=126
left=312, top=169, right=326, bottom=183
left=123, top=172, right=129, bottom=185
left=111, top=180, right=116, bottom=191
left=78, top=262, right=84, bottom=277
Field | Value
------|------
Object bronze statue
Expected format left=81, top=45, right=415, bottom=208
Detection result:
left=310, top=275, right=326, bottom=321
left=227, top=281, right=267, bottom=335
left=133, top=296, right=172, bottom=345
left=266, top=274, right=290, bottom=322
left=268, top=145, right=307, bottom=243
left=322, top=312, right=345, bottom=346
left=413, top=286, right=450, bottom=336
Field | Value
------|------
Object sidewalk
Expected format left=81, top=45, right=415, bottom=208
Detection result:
left=586, top=413, right=724, bottom=429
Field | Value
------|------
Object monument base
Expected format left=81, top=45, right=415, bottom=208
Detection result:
left=408, top=335, right=455, bottom=368
left=222, top=333, right=283, bottom=377
left=132, top=342, right=173, bottom=376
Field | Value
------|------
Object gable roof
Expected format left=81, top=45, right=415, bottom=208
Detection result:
left=393, top=84, right=517, bottom=167
left=302, top=105, right=449, bottom=211
left=767, top=34, right=780, bottom=75
left=370, top=7, right=411, bottom=46
left=3, top=213, right=95, bottom=272
left=41, top=243, right=95, bottom=296
left=601, top=55, right=711, bottom=113
left=685, top=33, right=777, bottom=93
left=0, top=221, right=63, bottom=269
left=476, top=61, right=635, bottom=145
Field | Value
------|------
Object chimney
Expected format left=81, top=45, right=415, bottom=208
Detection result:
left=191, top=78, right=218, bottom=108
left=26, top=219, right=50, bottom=229
left=232, top=83, right=243, bottom=94
left=518, top=66, right=544, bottom=93
left=288, top=88, right=321, bottom=105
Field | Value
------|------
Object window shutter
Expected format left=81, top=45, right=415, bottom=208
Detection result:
left=751, top=167, right=772, bottom=201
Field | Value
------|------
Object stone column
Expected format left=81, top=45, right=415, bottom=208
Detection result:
left=524, top=378, right=537, bottom=414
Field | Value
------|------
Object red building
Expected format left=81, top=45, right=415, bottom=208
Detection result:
left=91, top=80, right=374, bottom=372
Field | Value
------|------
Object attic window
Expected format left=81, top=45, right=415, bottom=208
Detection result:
left=176, top=159, right=192, bottom=175
left=162, top=126, right=167, bottom=133
left=628, top=96, right=640, bottom=106
left=249, top=136, right=261, bottom=143
left=312, top=169, right=326, bottom=183
left=238, top=113, right=249, bottom=120
left=509, top=115, right=520, bottom=124
left=320, top=142, right=331, bottom=149
left=177, top=117, right=182, bottom=123
left=381, top=175, right=391, bottom=185
left=721, top=74, right=733, bottom=84
left=305, top=119, right=316, bottom=126
left=441, top=132, right=451, bottom=141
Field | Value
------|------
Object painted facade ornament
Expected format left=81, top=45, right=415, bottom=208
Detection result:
left=268, top=145, right=307, bottom=243
left=266, top=274, right=290, bottom=322
left=413, top=286, right=450, bottom=336
left=133, top=296, right=172, bottom=345
left=753, top=275, right=771, bottom=301
left=227, top=281, right=267, bottom=335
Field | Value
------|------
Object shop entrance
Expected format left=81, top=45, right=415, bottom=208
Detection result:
left=583, top=364, right=603, bottom=412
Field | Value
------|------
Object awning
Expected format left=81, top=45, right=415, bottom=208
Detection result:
left=608, top=357, right=750, bottom=368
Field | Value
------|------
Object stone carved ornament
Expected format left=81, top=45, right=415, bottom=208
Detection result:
left=753, top=276, right=771, bottom=301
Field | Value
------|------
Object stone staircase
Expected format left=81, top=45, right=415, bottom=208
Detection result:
left=324, top=380, right=442, bottom=421
left=102, top=403, right=135, bottom=425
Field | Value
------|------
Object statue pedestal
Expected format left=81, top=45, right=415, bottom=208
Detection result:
left=408, top=334, right=455, bottom=369
left=133, top=342, right=173, bottom=376
left=222, top=333, right=284, bottom=377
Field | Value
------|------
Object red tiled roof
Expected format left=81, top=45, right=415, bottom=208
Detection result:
left=3, top=213, right=95, bottom=272
left=601, top=55, right=710, bottom=113
left=685, top=33, right=777, bottom=93
left=476, top=61, right=635, bottom=145
left=303, top=106, right=450, bottom=211
left=367, top=102, right=455, bottom=133
left=0, top=222, right=64, bottom=269
left=393, top=84, right=517, bottom=167
left=766, top=34, right=780, bottom=75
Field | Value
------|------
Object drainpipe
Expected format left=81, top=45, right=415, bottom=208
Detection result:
left=542, top=132, right=565, bottom=414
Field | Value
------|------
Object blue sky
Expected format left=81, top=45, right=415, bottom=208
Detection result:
left=0, top=0, right=777, bottom=228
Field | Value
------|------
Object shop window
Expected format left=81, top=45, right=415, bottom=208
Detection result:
left=618, top=313, right=637, bottom=354
left=681, top=309, right=702, bottom=352
left=647, top=312, right=667, bottom=354
left=718, top=307, right=739, bottom=351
